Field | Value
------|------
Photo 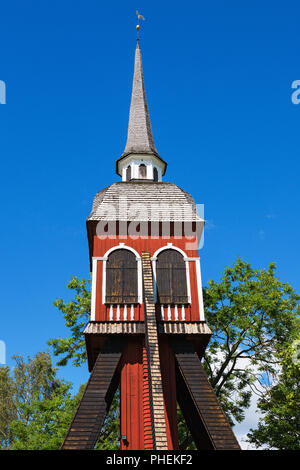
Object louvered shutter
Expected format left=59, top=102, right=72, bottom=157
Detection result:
left=156, top=250, right=188, bottom=304
left=106, top=250, right=138, bottom=304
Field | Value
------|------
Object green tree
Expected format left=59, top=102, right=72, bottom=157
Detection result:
left=202, top=258, right=300, bottom=425
left=247, top=342, right=300, bottom=449
left=177, top=406, right=196, bottom=450
left=95, top=389, right=120, bottom=450
left=0, top=365, right=16, bottom=447
left=48, top=277, right=90, bottom=367
left=0, top=352, right=81, bottom=449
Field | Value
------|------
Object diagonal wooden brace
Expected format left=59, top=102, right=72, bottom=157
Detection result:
left=61, top=339, right=124, bottom=450
left=171, top=338, right=241, bottom=450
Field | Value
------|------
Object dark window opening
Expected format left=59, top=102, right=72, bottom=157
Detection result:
left=153, top=167, right=158, bottom=181
left=139, top=163, right=147, bottom=179
left=106, top=249, right=138, bottom=304
left=126, top=165, right=131, bottom=181
left=156, top=249, right=188, bottom=304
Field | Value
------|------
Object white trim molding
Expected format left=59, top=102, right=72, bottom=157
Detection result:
left=91, top=258, right=98, bottom=321
left=195, top=258, right=205, bottom=321
left=151, top=243, right=189, bottom=261
left=151, top=244, right=191, bottom=305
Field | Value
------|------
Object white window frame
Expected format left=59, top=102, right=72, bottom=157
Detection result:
left=94, top=243, right=142, bottom=306
left=151, top=243, right=191, bottom=305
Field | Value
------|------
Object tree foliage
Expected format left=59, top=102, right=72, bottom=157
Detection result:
left=95, top=389, right=120, bottom=450
left=0, top=352, right=81, bottom=449
left=247, top=342, right=300, bottom=449
left=177, top=406, right=196, bottom=450
left=48, top=277, right=90, bottom=367
left=202, top=257, right=300, bottom=425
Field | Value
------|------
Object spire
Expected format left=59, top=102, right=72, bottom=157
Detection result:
left=116, top=40, right=167, bottom=178
left=123, top=40, right=158, bottom=156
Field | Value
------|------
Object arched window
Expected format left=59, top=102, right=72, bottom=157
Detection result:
left=126, top=165, right=131, bottom=181
left=156, top=250, right=188, bottom=304
left=153, top=167, right=158, bottom=182
left=139, top=163, right=147, bottom=179
left=106, top=249, right=138, bottom=304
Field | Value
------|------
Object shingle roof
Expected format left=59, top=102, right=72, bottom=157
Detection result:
left=87, top=182, right=203, bottom=222
left=116, top=41, right=167, bottom=175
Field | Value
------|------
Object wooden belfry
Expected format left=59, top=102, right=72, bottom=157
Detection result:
left=62, top=40, right=240, bottom=450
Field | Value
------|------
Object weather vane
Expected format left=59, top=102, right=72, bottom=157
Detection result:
left=136, top=10, right=145, bottom=39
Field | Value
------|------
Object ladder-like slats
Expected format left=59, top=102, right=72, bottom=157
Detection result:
left=141, top=251, right=168, bottom=451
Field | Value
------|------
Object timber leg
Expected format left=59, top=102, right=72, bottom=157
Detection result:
left=61, top=339, right=124, bottom=450
left=171, top=338, right=240, bottom=450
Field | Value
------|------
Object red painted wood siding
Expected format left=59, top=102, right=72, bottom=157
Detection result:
left=159, top=337, right=179, bottom=450
left=120, top=337, right=178, bottom=450
left=120, top=339, right=144, bottom=450
left=92, top=234, right=202, bottom=322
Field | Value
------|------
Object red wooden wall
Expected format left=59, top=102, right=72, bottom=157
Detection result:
left=120, top=337, right=178, bottom=450
left=92, top=234, right=203, bottom=323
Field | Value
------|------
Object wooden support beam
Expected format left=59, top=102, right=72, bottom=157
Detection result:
left=171, top=338, right=241, bottom=450
left=61, top=339, right=124, bottom=450
left=176, top=364, right=214, bottom=450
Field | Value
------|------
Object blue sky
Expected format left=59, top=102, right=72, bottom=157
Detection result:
left=0, top=0, right=299, bottom=443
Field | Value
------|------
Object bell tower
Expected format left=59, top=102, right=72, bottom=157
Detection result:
left=62, top=38, right=240, bottom=451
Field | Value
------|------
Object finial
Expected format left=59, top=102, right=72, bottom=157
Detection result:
left=136, top=10, right=145, bottom=40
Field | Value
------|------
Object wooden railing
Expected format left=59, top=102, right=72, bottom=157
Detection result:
left=103, top=303, right=192, bottom=322
left=157, top=304, right=192, bottom=322
left=105, top=303, right=141, bottom=321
